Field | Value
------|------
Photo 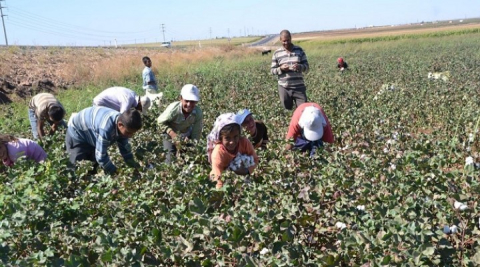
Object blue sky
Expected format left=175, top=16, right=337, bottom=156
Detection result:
left=2, top=0, right=479, bottom=46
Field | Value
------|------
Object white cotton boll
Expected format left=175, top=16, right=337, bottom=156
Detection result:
left=260, top=248, right=269, bottom=255
left=356, top=205, right=365, bottom=211
left=335, top=222, right=346, bottom=230
left=450, top=225, right=458, bottom=234
left=454, top=201, right=468, bottom=211
left=383, top=147, right=389, bottom=153
left=390, top=163, right=396, bottom=170
left=465, top=156, right=474, bottom=166
left=443, top=225, right=450, bottom=234
left=468, top=133, right=474, bottom=142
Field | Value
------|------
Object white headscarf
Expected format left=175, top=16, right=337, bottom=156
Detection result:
left=206, top=113, right=241, bottom=163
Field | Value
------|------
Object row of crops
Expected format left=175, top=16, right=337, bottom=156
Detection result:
left=0, top=33, right=479, bottom=265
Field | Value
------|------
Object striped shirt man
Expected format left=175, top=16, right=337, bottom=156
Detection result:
left=66, top=106, right=133, bottom=174
left=270, top=45, right=309, bottom=89
left=29, top=93, right=65, bottom=121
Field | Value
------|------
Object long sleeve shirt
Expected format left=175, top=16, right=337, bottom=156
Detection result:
left=92, top=87, right=139, bottom=113
left=157, top=101, right=203, bottom=140
left=286, top=103, right=334, bottom=143
left=3, top=138, right=47, bottom=166
left=270, top=45, right=309, bottom=89
left=142, top=67, right=158, bottom=90
left=67, top=106, right=133, bottom=173
left=210, top=137, right=259, bottom=180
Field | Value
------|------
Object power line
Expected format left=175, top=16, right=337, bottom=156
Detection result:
left=7, top=5, right=156, bottom=35
left=0, top=0, right=8, bottom=46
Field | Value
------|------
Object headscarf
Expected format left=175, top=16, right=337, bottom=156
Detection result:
left=206, top=113, right=241, bottom=163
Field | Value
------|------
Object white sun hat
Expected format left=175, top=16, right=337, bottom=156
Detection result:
left=180, top=84, right=200, bottom=102
left=298, top=106, right=327, bottom=141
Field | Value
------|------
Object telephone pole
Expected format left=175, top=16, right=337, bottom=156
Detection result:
left=161, top=24, right=166, bottom=42
left=0, top=0, right=8, bottom=46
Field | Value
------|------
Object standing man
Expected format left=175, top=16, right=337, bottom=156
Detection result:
left=270, top=30, right=310, bottom=110
left=142, top=56, right=158, bottom=94
left=157, top=84, right=203, bottom=163
left=93, top=86, right=151, bottom=113
left=28, top=93, right=67, bottom=140
left=65, top=107, right=142, bottom=174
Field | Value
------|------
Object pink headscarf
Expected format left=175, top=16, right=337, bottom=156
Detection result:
left=206, top=113, right=241, bottom=163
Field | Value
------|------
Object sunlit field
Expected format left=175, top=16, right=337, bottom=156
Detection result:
left=0, top=29, right=479, bottom=265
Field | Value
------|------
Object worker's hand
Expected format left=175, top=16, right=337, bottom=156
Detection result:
left=291, top=63, right=300, bottom=71
left=125, top=158, right=140, bottom=169
left=285, top=143, right=293, bottom=151
left=234, top=166, right=250, bottom=176
left=280, top=64, right=290, bottom=71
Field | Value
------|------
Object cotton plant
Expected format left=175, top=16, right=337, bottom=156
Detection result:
left=229, top=153, right=255, bottom=171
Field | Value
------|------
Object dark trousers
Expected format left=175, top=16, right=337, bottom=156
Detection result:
left=65, top=133, right=98, bottom=171
left=277, top=85, right=307, bottom=110
left=162, top=136, right=177, bottom=164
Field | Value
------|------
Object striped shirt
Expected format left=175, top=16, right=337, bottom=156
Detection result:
left=270, top=45, right=309, bottom=88
left=29, top=93, right=65, bottom=120
left=157, top=101, right=203, bottom=140
left=67, top=106, right=133, bottom=173
left=93, top=87, right=139, bottom=113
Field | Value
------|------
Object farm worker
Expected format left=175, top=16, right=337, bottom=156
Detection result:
left=235, top=109, right=269, bottom=149
left=0, top=134, right=47, bottom=167
left=93, top=86, right=151, bottom=114
left=142, top=56, right=159, bottom=94
left=65, top=107, right=142, bottom=175
left=28, top=93, right=67, bottom=140
left=337, top=57, right=348, bottom=71
left=207, top=113, right=259, bottom=189
left=270, top=29, right=310, bottom=110
left=157, top=84, right=203, bottom=163
left=285, top=103, right=334, bottom=157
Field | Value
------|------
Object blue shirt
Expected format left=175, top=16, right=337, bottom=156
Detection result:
left=67, top=106, right=133, bottom=173
left=142, top=66, right=158, bottom=90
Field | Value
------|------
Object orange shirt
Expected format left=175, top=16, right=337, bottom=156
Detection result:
left=210, top=137, right=259, bottom=180
left=285, top=103, right=334, bottom=143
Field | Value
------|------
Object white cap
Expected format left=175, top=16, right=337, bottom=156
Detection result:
left=298, top=106, right=327, bottom=141
left=140, top=96, right=151, bottom=112
left=180, top=84, right=200, bottom=102
left=236, top=109, right=251, bottom=124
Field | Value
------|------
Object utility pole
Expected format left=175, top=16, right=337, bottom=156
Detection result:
left=161, top=24, right=166, bottom=42
left=0, top=0, right=8, bottom=46
left=209, top=27, right=212, bottom=39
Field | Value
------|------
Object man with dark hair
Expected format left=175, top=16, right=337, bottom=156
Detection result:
left=270, top=29, right=310, bottom=110
left=28, top=93, right=67, bottom=139
left=65, top=106, right=142, bottom=174
left=142, top=56, right=158, bottom=94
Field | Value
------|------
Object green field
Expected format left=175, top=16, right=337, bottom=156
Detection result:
left=1, top=31, right=480, bottom=266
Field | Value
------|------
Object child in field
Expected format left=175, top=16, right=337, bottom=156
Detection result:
left=207, top=113, right=259, bottom=189
left=337, top=57, right=348, bottom=71
left=236, top=109, right=269, bottom=149
left=0, top=134, right=47, bottom=167
left=285, top=103, right=334, bottom=157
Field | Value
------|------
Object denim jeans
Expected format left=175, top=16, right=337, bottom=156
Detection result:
left=28, top=109, right=39, bottom=139
left=294, top=137, right=323, bottom=157
left=28, top=108, right=67, bottom=139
